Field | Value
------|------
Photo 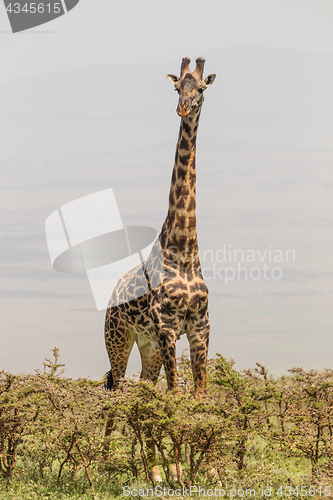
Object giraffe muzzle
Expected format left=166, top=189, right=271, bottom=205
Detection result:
left=177, top=100, right=191, bottom=117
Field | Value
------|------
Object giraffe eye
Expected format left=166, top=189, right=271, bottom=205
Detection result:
left=198, top=88, right=204, bottom=93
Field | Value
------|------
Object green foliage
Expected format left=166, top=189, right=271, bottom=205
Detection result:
left=213, top=355, right=275, bottom=472
left=1, top=348, right=333, bottom=499
left=265, top=367, right=333, bottom=479
left=110, top=379, right=232, bottom=487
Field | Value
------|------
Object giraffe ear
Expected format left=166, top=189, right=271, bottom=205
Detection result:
left=204, top=74, right=216, bottom=87
left=166, top=74, right=179, bottom=86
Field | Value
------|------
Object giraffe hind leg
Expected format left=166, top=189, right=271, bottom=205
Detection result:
left=137, top=339, right=163, bottom=483
left=104, top=306, right=135, bottom=390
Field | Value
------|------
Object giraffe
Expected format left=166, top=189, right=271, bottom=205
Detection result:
left=104, top=57, right=216, bottom=401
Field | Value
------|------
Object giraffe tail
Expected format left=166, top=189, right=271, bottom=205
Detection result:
left=104, top=368, right=114, bottom=390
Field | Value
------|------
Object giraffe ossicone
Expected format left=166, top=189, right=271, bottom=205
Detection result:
left=105, top=57, right=216, bottom=400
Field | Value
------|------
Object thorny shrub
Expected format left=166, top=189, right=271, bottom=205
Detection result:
left=0, top=347, right=333, bottom=493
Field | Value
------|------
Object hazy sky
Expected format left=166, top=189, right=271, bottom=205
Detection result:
left=1, top=1, right=333, bottom=380
left=1, top=0, right=333, bottom=84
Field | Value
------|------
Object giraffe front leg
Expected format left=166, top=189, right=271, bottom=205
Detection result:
left=150, top=294, right=180, bottom=392
left=186, top=310, right=210, bottom=399
left=158, top=327, right=179, bottom=391
left=138, top=340, right=163, bottom=384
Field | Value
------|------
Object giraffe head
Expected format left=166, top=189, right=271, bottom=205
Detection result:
left=166, top=57, right=216, bottom=117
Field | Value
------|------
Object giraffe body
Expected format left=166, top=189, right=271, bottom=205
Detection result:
left=105, top=57, right=216, bottom=399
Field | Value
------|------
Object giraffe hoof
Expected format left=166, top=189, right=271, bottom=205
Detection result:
left=170, top=463, right=182, bottom=481
left=207, top=467, right=219, bottom=480
left=152, top=465, right=163, bottom=482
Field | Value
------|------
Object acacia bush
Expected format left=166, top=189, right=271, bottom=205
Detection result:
left=110, top=380, right=233, bottom=487
left=213, top=355, right=275, bottom=472
left=1, top=347, right=333, bottom=496
left=0, top=371, right=40, bottom=479
left=265, top=367, right=333, bottom=479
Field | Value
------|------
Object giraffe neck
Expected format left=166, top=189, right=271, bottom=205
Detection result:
left=161, top=107, right=201, bottom=264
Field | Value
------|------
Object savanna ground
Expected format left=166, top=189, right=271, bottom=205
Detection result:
left=1, top=348, right=332, bottom=500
